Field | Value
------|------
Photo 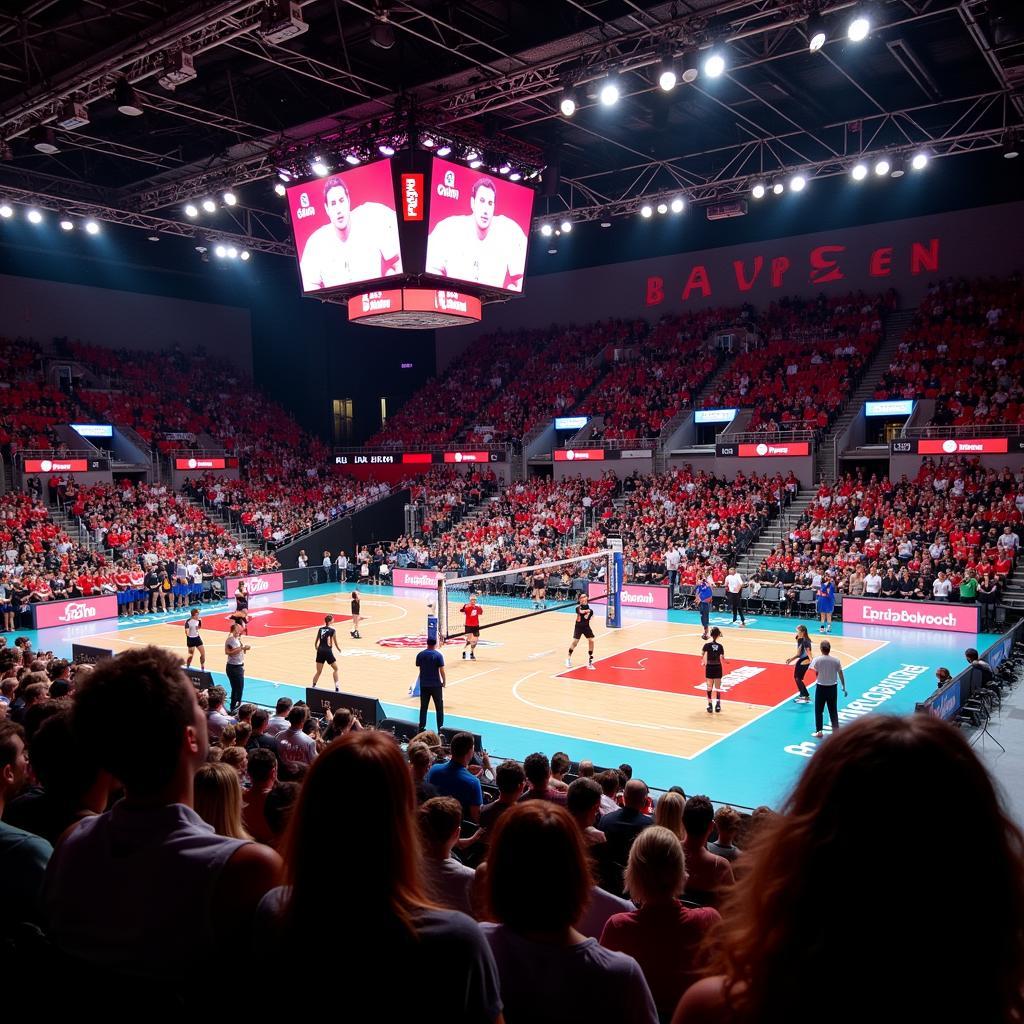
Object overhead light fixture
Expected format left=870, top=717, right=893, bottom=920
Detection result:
left=808, top=13, right=827, bottom=52
left=751, top=182, right=766, bottom=199
left=147, top=235, right=160, bottom=242
left=670, top=196, right=685, bottom=212
left=658, top=56, right=678, bottom=92
left=541, top=223, right=553, bottom=237
left=703, top=52, right=726, bottom=78
left=422, top=135, right=436, bottom=148
left=202, top=198, right=216, bottom=213
left=0, top=203, right=13, bottom=218
left=226, top=245, right=238, bottom=258
left=240, top=250, right=250, bottom=261
left=772, top=179, right=784, bottom=195
left=600, top=220, right=611, bottom=228
left=27, top=208, right=43, bottom=224
left=311, top=158, right=329, bottom=176
left=498, top=163, right=511, bottom=175
left=874, top=156, right=891, bottom=176
left=640, top=204, right=653, bottom=218
left=277, top=168, right=293, bottom=182
left=466, top=149, right=479, bottom=161
left=84, top=220, right=100, bottom=235
left=911, top=151, right=929, bottom=171
left=184, top=203, right=198, bottom=218
left=599, top=77, right=620, bottom=106
left=261, top=0, right=308, bottom=43
left=560, top=220, right=572, bottom=233
left=157, top=50, right=197, bottom=91
left=214, top=244, right=227, bottom=258
left=851, top=161, right=869, bottom=180
left=56, top=100, right=89, bottom=130
left=889, top=156, right=905, bottom=178
left=32, top=127, right=60, bottom=155
left=223, top=190, right=237, bottom=206
left=681, top=47, right=699, bottom=84
left=1002, top=132, right=1020, bottom=159
left=379, top=143, right=396, bottom=157
left=509, top=171, right=522, bottom=181
left=656, top=201, right=668, bottom=214
left=60, top=216, right=74, bottom=231
left=437, top=144, right=452, bottom=157
left=547, top=247, right=558, bottom=254
left=790, top=173, right=807, bottom=192
left=345, top=153, right=361, bottom=165
left=469, top=157, right=483, bottom=169
left=274, top=182, right=286, bottom=197
left=370, top=13, right=396, bottom=49
left=847, top=11, right=871, bottom=42
left=559, top=86, right=578, bottom=117
left=114, top=78, right=144, bottom=117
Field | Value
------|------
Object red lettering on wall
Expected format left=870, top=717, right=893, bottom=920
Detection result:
left=809, top=245, right=846, bottom=284
left=682, top=265, right=711, bottom=301
left=770, top=255, right=791, bottom=289
left=911, top=238, right=939, bottom=275
left=732, top=256, right=763, bottom=292
left=869, top=246, right=893, bottom=277
left=646, top=276, right=665, bottom=306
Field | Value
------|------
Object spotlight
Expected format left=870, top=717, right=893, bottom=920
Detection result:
left=226, top=245, right=238, bottom=258
left=114, top=78, right=144, bottom=117
left=640, top=204, right=653, bottom=218
left=560, top=220, right=572, bottom=233
left=541, top=224, right=553, bottom=237
left=311, top=158, right=329, bottom=176
left=670, top=196, right=685, bottom=212
left=214, top=244, right=227, bottom=258
left=874, top=157, right=890, bottom=176
left=422, top=136, right=436, bottom=148
left=240, top=250, right=250, bottom=261
left=277, top=168, right=292, bottom=182
left=889, top=156, right=905, bottom=178
left=704, top=52, right=726, bottom=78
left=84, top=220, right=100, bottom=235
left=202, top=198, right=216, bottom=213
left=60, top=217, right=74, bottom=231
left=547, top=247, right=558, bottom=255
left=599, top=78, right=620, bottom=106
left=379, top=143, right=395, bottom=156
left=469, top=157, right=483, bottom=169
left=498, top=163, right=511, bottom=175
left=681, top=47, right=699, bottom=84
left=1002, top=132, right=1020, bottom=160
left=851, top=162, right=869, bottom=180
left=345, top=153, right=361, bottom=165
left=559, top=87, right=578, bottom=117
left=751, top=182, right=766, bottom=199
left=848, top=12, right=871, bottom=42
left=437, top=144, right=451, bottom=157
left=656, top=202, right=668, bottom=214
left=274, top=182, right=286, bottom=197
left=0, top=203, right=13, bottom=218
left=772, top=180, right=784, bottom=195
left=911, top=151, right=929, bottom=171
left=185, top=203, right=198, bottom=218
left=370, top=16, right=396, bottom=49
left=32, top=127, right=60, bottom=154
left=658, top=57, right=678, bottom=92
left=466, top=149, right=479, bottom=161
left=790, top=174, right=807, bottom=192
left=600, top=220, right=611, bottom=228
left=808, top=14, right=827, bottom=52
left=223, top=191, right=237, bottom=206
left=509, top=172, right=521, bottom=181
left=148, top=235, right=160, bottom=242
left=27, top=209, right=43, bottom=224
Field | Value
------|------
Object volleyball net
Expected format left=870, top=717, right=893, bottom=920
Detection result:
left=437, top=549, right=621, bottom=641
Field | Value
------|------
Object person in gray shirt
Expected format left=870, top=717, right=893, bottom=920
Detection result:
left=809, top=640, right=847, bottom=738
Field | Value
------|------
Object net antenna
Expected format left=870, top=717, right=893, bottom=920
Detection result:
left=436, top=548, right=622, bottom=641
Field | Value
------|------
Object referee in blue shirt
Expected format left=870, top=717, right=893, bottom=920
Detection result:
left=415, top=636, right=447, bottom=732
left=695, top=577, right=714, bottom=640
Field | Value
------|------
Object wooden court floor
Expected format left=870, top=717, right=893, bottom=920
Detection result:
left=90, top=593, right=885, bottom=759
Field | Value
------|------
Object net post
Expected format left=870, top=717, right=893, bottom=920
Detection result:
left=433, top=578, right=445, bottom=641
left=607, top=541, right=623, bottom=629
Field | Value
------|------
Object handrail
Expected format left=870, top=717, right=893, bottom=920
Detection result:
left=901, top=423, right=1024, bottom=439
left=14, top=448, right=99, bottom=465
left=725, top=429, right=815, bottom=444
left=335, top=442, right=513, bottom=457
left=557, top=437, right=659, bottom=451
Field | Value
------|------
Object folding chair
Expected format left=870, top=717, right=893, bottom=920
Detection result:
left=761, top=586, right=783, bottom=615
left=797, top=588, right=816, bottom=617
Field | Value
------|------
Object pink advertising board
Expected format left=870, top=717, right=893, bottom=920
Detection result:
left=842, top=596, right=979, bottom=634
left=392, top=568, right=444, bottom=589
left=225, top=572, right=284, bottom=599
left=587, top=582, right=669, bottom=610
left=34, top=594, right=118, bottom=629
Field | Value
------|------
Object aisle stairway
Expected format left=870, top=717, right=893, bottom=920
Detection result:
left=737, top=487, right=817, bottom=576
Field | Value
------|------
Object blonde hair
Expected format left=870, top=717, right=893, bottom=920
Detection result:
left=220, top=745, right=248, bottom=775
left=654, top=790, right=685, bottom=840
left=625, top=826, right=687, bottom=904
left=194, top=761, right=252, bottom=840
left=714, top=804, right=742, bottom=840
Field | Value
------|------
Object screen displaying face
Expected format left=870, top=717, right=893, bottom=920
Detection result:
left=287, top=159, right=403, bottom=293
left=425, top=157, right=534, bottom=293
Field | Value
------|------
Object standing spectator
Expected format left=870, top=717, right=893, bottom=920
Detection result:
left=602, top=826, right=720, bottom=1021
left=932, top=571, right=952, bottom=601
left=194, top=761, right=252, bottom=840
left=681, top=796, right=735, bottom=907
left=427, top=732, right=483, bottom=823
left=673, top=716, right=1024, bottom=1024
left=418, top=796, right=476, bottom=916
left=483, top=802, right=658, bottom=1024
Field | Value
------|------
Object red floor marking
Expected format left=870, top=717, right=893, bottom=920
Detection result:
left=560, top=649, right=797, bottom=707
left=194, top=607, right=351, bottom=637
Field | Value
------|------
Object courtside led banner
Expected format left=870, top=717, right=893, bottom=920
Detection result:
left=716, top=442, right=811, bottom=457
left=443, top=451, right=490, bottom=463
left=174, top=457, right=238, bottom=471
left=225, top=572, right=284, bottom=599
left=890, top=437, right=1023, bottom=455
left=555, top=449, right=606, bottom=462
left=843, top=596, right=979, bottom=634
left=392, top=568, right=443, bottom=589
left=587, top=582, right=669, bottom=610
left=34, top=594, right=118, bottom=629
left=23, top=458, right=91, bottom=473
left=335, top=450, right=505, bottom=465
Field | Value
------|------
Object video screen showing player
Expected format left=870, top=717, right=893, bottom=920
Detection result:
left=287, top=159, right=403, bottom=293
left=425, top=157, right=533, bottom=292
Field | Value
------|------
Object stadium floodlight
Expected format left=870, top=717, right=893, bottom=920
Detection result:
left=379, top=142, right=395, bottom=156
left=911, top=151, right=929, bottom=171
left=848, top=11, right=871, bottom=42
left=1002, top=132, right=1020, bottom=159
left=599, top=77, right=621, bottom=106
left=751, top=182, right=766, bottom=199
left=32, top=127, right=59, bottom=154
left=114, top=78, right=144, bottom=117
left=84, top=220, right=100, bottom=235
left=0, top=203, right=13, bottom=218
left=60, top=217, right=74, bottom=231
left=874, top=157, right=891, bottom=176
left=540, top=223, right=553, bottom=237
left=214, top=244, right=227, bottom=258
left=670, top=196, right=685, bottom=212
left=223, top=191, right=237, bottom=206
left=201, top=198, right=216, bottom=213
left=889, top=156, right=905, bottom=178
left=560, top=220, right=572, bottom=233
left=311, top=158, right=329, bottom=176
left=422, top=135, right=436, bottom=148
left=772, top=180, right=784, bottom=195
left=184, top=203, right=198, bottom=218
left=808, top=13, right=827, bottom=52
left=559, top=87, right=578, bottom=117
left=469, top=157, right=483, bottom=169
left=226, top=246, right=238, bottom=258
left=790, top=174, right=807, bottom=192
left=656, top=202, right=668, bottom=214
left=465, top=149, right=479, bottom=161
left=704, top=52, right=726, bottom=78
left=509, top=171, right=522, bottom=181
left=436, top=144, right=452, bottom=157
left=681, top=47, right=699, bottom=84
left=851, top=162, right=869, bottom=181
left=640, top=204, right=653, bottom=218
left=240, top=250, right=250, bottom=261
left=499, top=163, right=511, bottom=175
left=344, top=153, right=361, bottom=165
left=658, top=57, right=677, bottom=92
left=27, top=208, right=43, bottom=224
left=277, top=168, right=292, bottom=182
left=274, top=182, right=286, bottom=197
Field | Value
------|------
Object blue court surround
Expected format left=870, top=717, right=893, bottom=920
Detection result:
left=24, top=582, right=1001, bottom=809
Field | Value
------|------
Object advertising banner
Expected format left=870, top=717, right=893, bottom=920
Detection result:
left=842, top=596, right=979, bottom=633
left=391, top=568, right=443, bottom=589
left=225, top=572, right=284, bottom=599
left=34, top=595, right=118, bottom=629
left=587, top=582, right=669, bottom=610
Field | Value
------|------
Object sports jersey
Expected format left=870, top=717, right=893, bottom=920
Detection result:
left=575, top=603, right=594, bottom=625
left=461, top=603, right=482, bottom=628
left=185, top=618, right=202, bottom=638
left=425, top=215, right=527, bottom=291
left=299, top=203, right=402, bottom=290
left=702, top=641, right=724, bottom=665
left=316, top=625, right=336, bottom=649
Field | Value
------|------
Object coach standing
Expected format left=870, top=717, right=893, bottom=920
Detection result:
left=724, top=565, right=746, bottom=627
left=225, top=621, right=251, bottom=712
left=416, top=636, right=447, bottom=732
left=808, top=640, right=847, bottom=738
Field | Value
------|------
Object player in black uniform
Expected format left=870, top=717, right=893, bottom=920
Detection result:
left=566, top=593, right=596, bottom=670
left=531, top=568, right=547, bottom=610
left=312, top=613, right=341, bottom=690
left=784, top=623, right=813, bottom=704
left=701, top=626, right=728, bottom=714
left=229, top=581, right=250, bottom=635
left=349, top=590, right=361, bottom=638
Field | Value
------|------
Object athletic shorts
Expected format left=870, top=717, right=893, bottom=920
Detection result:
left=186, top=636, right=203, bottom=649
left=316, top=649, right=336, bottom=665
left=705, top=664, right=723, bottom=680
left=351, top=606, right=360, bottom=616
left=794, top=662, right=809, bottom=681
left=230, top=613, right=247, bottom=625
left=465, top=626, right=480, bottom=638
left=573, top=624, right=595, bottom=640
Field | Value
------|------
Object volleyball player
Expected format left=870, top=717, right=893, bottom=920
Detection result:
left=184, top=608, right=206, bottom=670
left=816, top=573, right=836, bottom=633
left=702, top=626, right=728, bottom=714
left=349, top=590, right=361, bottom=639
left=531, top=567, right=547, bottom=610
left=461, top=594, right=483, bottom=660
left=785, top=623, right=812, bottom=704
left=566, top=592, right=596, bottom=670
left=311, top=614, right=340, bottom=690
left=230, top=581, right=250, bottom=635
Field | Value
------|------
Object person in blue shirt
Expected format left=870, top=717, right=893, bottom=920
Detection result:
left=816, top=575, right=837, bottom=633
left=415, top=636, right=447, bottom=732
left=426, top=732, right=483, bottom=822
left=695, top=576, right=714, bottom=640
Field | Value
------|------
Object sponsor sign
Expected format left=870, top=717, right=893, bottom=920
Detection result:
left=842, top=596, right=980, bottom=634
left=34, top=594, right=118, bottom=629
left=23, top=458, right=90, bottom=473
left=224, top=572, right=284, bottom=599
left=555, top=449, right=605, bottom=462
left=587, top=582, right=669, bottom=610
left=335, top=449, right=505, bottom=466
left=377, top=633, right=498, bottom=648
left=443, top=451, right=490, bottom=463
left=347, top=287, right=482, bottom=323
left=401, top=172, right=424, bottom=220
left=716, top=442, right=811, bottom=457
left=391, top=568, right=443, bottom=589
left=402, top=452, right=433, bottom=465
left=555, top=416, right=589, bottom=431
left=174, top=457, right=238, bottom=470
left=70, top=423, right=113, bottom=437
left=927, top=679, right=962, bottom=721
left=694, top=408, right=737, bottom=424
left=865, top=399, right=914, bottom=417
left=889, top=437, right=1023, bottom=455
left=620, top=449, right=653, bottom=459
left=71, top=643, right=115, bottom=664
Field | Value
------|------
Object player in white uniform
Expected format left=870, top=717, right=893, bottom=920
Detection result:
left=425, top=177, right=528, bottom=291
left=299, top=176, right=402, bottom=291
left=184, top=608, right=205, bottom=670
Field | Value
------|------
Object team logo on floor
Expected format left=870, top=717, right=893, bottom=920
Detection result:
left=377, top=634, right=501, bottom=648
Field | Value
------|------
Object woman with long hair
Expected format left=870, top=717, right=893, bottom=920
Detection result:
left=673, top=715, right=1024, bottom=1024
left=194, top=761, right=251, bottom=841
left=784, top=623, right=812, bottom=704
left=257, top=731, right=502, bottom=1022
left=654, top=791, right=685, bottom=841
left=701, top=627, right=727, bottom=715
